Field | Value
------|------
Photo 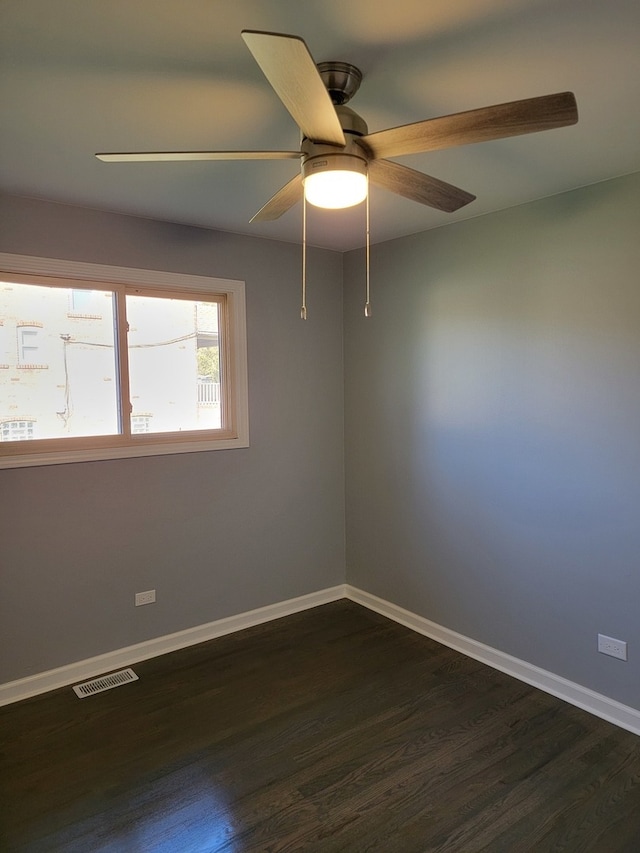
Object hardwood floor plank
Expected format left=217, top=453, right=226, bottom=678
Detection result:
left=2, top=600, right=640, bottom=852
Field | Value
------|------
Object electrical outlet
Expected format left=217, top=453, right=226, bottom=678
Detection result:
left=135, top=589, right=156, bottom=607
left=598, top=633, right=627, bottom=661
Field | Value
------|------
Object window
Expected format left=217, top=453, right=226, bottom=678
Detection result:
left=17, top=325, right=45, bottom=366
left=1, top=419, right=35, bottom=441
left=131, top=415, right=152, bottom=434
left=69, top=288, right=106, bottom=316
left=0, top=254, right=248, bottom=468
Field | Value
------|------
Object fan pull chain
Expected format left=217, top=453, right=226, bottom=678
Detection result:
left=301, top=193, right=308, bottom=320
left=365, top=180, right=371, bottom=317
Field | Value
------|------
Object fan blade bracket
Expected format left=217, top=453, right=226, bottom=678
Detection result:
left=242, top=30, right=345, bottom=147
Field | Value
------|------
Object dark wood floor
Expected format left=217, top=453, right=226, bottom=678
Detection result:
left=2, top=601, right=640, bottom=852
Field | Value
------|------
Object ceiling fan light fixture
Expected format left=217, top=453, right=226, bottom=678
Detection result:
left=303, top=153, right=367, bottom=209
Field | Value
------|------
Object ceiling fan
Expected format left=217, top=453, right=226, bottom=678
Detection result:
left=96, top=29, right=579, bottom=223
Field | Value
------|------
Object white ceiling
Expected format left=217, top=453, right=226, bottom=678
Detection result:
left=1, top=0, right=639, bottom=251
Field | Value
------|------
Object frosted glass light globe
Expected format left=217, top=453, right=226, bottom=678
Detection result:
left=304, top=170, right=368, bottom=209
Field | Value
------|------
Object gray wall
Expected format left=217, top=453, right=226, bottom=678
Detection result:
left=344, top=171, right=640, bottom=710
left=4, top=172, right=640, bottom=712
left=0, top=195, right=345, bottom=683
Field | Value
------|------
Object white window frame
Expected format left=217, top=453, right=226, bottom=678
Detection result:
left=0, top=253, right=249, bottom=469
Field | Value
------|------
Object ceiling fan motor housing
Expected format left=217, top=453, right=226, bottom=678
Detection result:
left=301, top=136, right=369, bottom=184
left=334, top=105, right=368, bottom=137
left=300, top=104, right=370, bottom=182
left=301, top=149, right=368, bottom=185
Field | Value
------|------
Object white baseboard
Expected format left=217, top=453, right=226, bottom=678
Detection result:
left=0, top=585, right=346, bottom=707
left=3, top=582, right=639, bottom=737
left=345, top=585, right=640, bottom=737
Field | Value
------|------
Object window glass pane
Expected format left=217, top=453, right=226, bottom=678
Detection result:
left=1, top=420, right=35, bottom=441
left=18, top=327, right=41, bottom=364
left=70, top=289, right=105, bottom=316
left=131, top=415, right=152, bottom=434
left=126, top=294, right=221, bottom=434
left=0, top=280, right=119, bottom=439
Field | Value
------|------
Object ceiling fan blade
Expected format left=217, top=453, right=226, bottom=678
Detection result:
left=363, top=92, right=578, bottom=160
left=241, top=30, right=345, bottom=147
left=250, top=173, right=303, bottom=222
left=96, top=151, right=301, bottom=162
left=369, top=159, right=475, bottom=213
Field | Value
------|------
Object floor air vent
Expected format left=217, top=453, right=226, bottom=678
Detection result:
left=72, top=668, right=139, bottom=698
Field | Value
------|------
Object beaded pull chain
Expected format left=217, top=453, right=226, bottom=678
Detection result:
left=365, top=181, right=371, bottom=318
left=301, top=193, right=307, bottom=320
